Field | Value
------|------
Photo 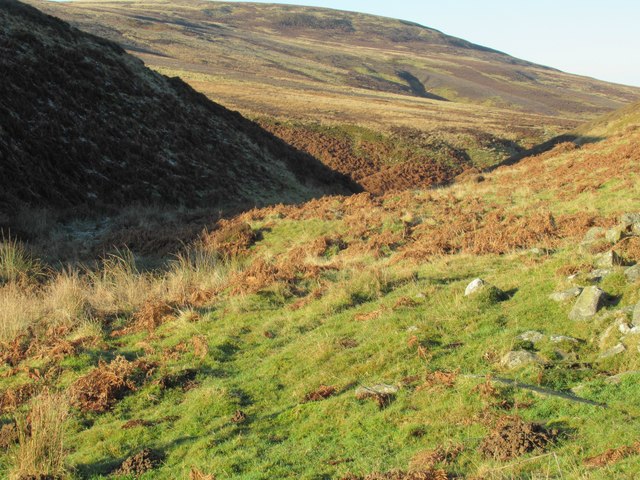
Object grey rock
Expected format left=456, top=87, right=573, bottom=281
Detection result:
left=606, top=227, right=626, bottom=244
left=355, top=384, right=399, bottom=400
left=569, top=286, right=605, bottom=321
left=620, top=213, right=640, bottom=233
left=633, top=302, right=640, bottom=327
left=501, top=351, right=544, bottom=369
left=550, top=335, right=580, bottom=344
left=415, top=293, right=426, bottom=299
left=549, top=287, right=583, bottom=302
left=586, top=269, right=613, bottom=282
left=625, top=264, right=640, bottom=283
left=464, top=278, right=486, bottom=296
left=599, top=343, right=626, bottom=359
left=406, top=325, right=418, bottom=333
left=583, top=227, right=605, bottom=243
left=595, top=251, right=627, bottom=268
left=618, top=321, right=640, bottom=335
left=605, top=371, right=640, bottom=384
left=516, top=331, right=545, bottom=344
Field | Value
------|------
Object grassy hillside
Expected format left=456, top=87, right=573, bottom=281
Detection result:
left=1, top=116, right=640, bottom=479
left=27, top=0, right=640, bottom=119
left=24, top=0, right=640, bottom=193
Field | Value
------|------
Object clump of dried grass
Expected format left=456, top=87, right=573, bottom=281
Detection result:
left=10, top=389, right=68, bottom=480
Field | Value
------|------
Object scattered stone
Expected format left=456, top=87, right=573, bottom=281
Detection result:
left=406, top=325, right=419, bottom=333
left=605, top=371, right=640, bottom=385
left=550, top=335, right=580, bottom=344
left=625, top=265, right=640, bottom=283
left=599, top=343, right=626, bottom=359
left=569, top=286, right=605, bottom=321
left=633, top=302, right=640, bottom=327
left=606, top=227, right=626, bottom=244
left=618, top=322, right=640, bottom=335
left=516, top=331, right=545, bottom=344
left=586, top=269, right=613, bottom=282
left=355, top=384, right=399, bottom=408
left=415, top=293, right=426, bottom=299
left=583, top=227, right=605, bottom=244
left=465, top=278, right=486, bottom=296
left=501, top=351, right=544, bottom=369
left=595, top=251, right=627, bottom=268
left=620, top=213, right=640, bottom=234
left=549, top=287, right=583, bottom=302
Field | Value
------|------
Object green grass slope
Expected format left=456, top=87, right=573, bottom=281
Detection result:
left=1, top=119, right=640, bottom=478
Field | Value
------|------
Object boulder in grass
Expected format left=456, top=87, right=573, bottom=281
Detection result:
left=465, top=278, right=487, bottom=296
left=516, top=331, right=545, bottom=344
left=606, top=227, right=626, bottom=244
left=625, top=265, right=640, bottom=284
left=549, top=287, right=583, bottom=302
left=569, top=286, right=605, bottom=321
left=620, top=213, right=640, bottom=234
left=464, top=278, right=505, bottom=303
left=501, top=351, right=544, bottom=369
left=599, top=343, right=626, bottom=359
left=633, top=302, right=640, bottom=328
left=595, top=251, right=627, bottom=268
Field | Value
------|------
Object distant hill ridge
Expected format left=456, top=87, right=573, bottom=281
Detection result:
left=27, top=0, right=640, bottom=118
left=0, top=0, right=357, bottom=212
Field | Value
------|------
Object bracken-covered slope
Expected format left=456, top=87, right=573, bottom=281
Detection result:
left=1, top=105, right=640, bottom=479
left=0, top=0, right=357, bottom=212
left=27, top=0, right=640, bottom=119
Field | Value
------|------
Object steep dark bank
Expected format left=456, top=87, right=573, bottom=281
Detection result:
left=0, top=0, right=359, bottom=217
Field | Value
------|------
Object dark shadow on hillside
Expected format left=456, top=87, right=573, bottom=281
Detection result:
left=396, top=70, right=449, bottom=101
left=485, top=134, right=604, bottom=172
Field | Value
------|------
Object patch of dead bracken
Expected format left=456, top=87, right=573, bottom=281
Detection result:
left=342, top=469, right=450, bottom=480
left=192, top=335, right=209, bottom=359
left=156, top=369, right=199, bottom=392
left=231, top=409, right=247, bottom=424
left=70, top=356, right=143, bottom=413
left=112, top=299, right=176, bottom=337
left=303, top=385, right=337, bottom=402
left=114, top=449, right=163, bottom=476
left=0, top=421, right=18, bottom=448
left=190, top=467, right=216, bottom=479
left=122, top=419, right=156, bottom=430
left=0, top=382, right=40, bottom=414
left=409, top=444, right=464, bottom=471
left=479, top=416, right=557, bottom=461
left=583, top=442, right=640, bottom=468
left=202, top=220, right=257, bottom=259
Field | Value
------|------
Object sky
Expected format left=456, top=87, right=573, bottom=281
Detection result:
left=223, top=0, right=640, bottom=87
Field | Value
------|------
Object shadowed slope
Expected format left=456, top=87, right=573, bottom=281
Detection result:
left=0, top=0, right=359, bottom=213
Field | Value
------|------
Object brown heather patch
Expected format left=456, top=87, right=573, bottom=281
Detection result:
left=111, top=299, right=175, bottom=337
left=69, top=356, right=143, bottom=414
left=303, top=385, right=337, bottom=403
left=114, top=449, right=163, bottom=477
left=618, top=236, right=640, bottom=263
left=202, top=220, right=257, bottom=259
left=479, top=416, right=557, bottom=461
left=584, top=442, right=640, bottom=468
left=190, top=467, right=216, bottom=480
left=409, top=444, right=464, bottom=471
left=342, top=470, right=449, bottom=480
left=0, top=383, right=40, bottom=414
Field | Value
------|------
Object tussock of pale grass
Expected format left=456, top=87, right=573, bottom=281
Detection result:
left=86, top=249, right=153, bottom=315
left=0, top=237, right=40, bottom=285
left=165, top=246, right=236, bottom=304
left=10, top=389, right=68, bottom=480
left=44, top=270, right=91, bottom=329
left=0, top=284, right=42, bottom=344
